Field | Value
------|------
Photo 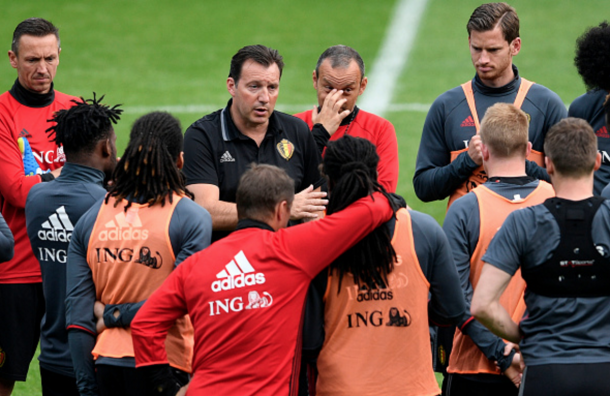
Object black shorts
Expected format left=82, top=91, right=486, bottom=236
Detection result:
left=442, top=373, right=518, bottom=396
left=520, top=362, right=610, bottom=396
left=0, top=283, right=45, bottom=381
left=40, top=365, right=79, bottom=396
left=96, top=364, right=189, bottom=396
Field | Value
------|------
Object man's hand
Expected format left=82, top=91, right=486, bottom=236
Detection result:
left=290, top=185, right=327, bottom=221
left=468, top=135, right=483, bottom=166
left=501, top=342, right=523, bottom=388
left=503, top=351, right=523, bottom=387
left=176, top=384, right=188, bottom=396
left=311, top=89, right=351, bottom=136
left=94, top=301, right=106, bottom=334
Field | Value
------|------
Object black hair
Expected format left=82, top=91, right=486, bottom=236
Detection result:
left=323, top=136, right=398, bottom=291
left=106, top=111, right=191, bottom=210
left=315, top=45, right=365, bottom=80
left=46, top=93, right=122, bottom=159
left=574, top=21, right=610, bottom=91
left=228, top=45, right=284, bottom=84
left=12, top=18, right=60, bottom=55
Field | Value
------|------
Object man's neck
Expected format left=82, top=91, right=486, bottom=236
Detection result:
left=551, top=175, right=594, bottom=201
left=484, top=158, right=526, bottom=178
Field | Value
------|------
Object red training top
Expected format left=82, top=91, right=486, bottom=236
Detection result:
left=0, top=87, right=77, bottom=283
left=294, top=108, right=399, bottom=192
left=132, top=193, right=393, bottom=396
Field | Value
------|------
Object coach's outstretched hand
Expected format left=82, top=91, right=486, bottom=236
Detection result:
left=290, top=185, right=328, bottom=221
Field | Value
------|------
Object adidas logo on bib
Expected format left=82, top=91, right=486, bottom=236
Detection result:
left=99, top=208, right=149, bottom=241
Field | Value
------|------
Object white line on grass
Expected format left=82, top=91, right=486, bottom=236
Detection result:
left=122, top=102, right=569, bottom=115
left=121, top=103, right=433, bottom=115
left=358, top=0, right=430, bottom=117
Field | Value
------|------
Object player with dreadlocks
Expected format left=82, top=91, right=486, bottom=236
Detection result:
left=302, top=136, right=465, bottom=396
left=569, top=21, right=610, bottom=194
left=600, top=95, right=610, bottom=197
left=25, top=94, right=121, bottom=396
left=66, top=111, right=212, bottom=396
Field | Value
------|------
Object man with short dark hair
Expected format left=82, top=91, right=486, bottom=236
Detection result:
left=183, top=45, right=326, bottom=242
left=569, top=21, right=610, bottom=194
left=473, top=118, right=610, bottom=395
left=25, top=95, right=121, bottom=396
left=442, top=103, right=554, bottom=395
left=0, top=17, right=78, bottom=395
left=131, top=163, right=396, bottom=395
left=414, top=2, right=565, bottom=208
left=294, top=45, right=399, bottom=192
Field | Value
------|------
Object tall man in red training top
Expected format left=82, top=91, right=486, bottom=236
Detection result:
left=294, top=45, right=399, bottom=192
left=414, top=2, right=565, bottom=208
left=0, top=18, right=78, bottom=395
left=131, top=164, right=396, bottom=396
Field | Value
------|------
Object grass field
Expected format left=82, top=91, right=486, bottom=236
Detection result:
left=1, top=0, right=606, bottom=394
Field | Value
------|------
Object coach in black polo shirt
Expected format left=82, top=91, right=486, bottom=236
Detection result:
left=184, top=45, right=326, bottom=241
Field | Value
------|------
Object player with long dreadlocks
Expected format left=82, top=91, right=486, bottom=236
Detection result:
left=304, top=136, right=465, bottom=396
left=25, top=93, right=121, bottom=396
left=66, top=111, right=212, bottom=396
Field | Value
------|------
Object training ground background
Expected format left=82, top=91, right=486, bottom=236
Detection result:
left=1, top=0, right=605, bottom=393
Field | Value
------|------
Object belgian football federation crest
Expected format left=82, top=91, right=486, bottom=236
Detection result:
left=276, top=139, right=295, bottom=160
left=525, top=112, right=531, bottom=124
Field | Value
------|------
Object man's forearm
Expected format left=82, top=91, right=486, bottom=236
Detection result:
left=194, top=199, right=238, bottom=231
left=68, top=329, right=99, bottom=396
left=472, top=299, right=521, bottom=343
left=413, top=152, right=478, bottom=202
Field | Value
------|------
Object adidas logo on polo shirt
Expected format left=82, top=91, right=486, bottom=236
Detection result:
left=220, top=151, right=235, bottom=163
left=38, top=206, right=74, bottom=242
left=99, top=208, right=149, bottom=241
left=212, top=251, right=266, bottom=292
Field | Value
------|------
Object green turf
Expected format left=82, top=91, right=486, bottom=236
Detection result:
left=1, top=0, right=606, bottom=393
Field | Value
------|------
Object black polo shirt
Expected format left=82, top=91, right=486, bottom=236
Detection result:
left=183, top=99, right=323, bottom=239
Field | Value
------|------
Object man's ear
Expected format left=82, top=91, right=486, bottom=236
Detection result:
left=525, top=141, right=532, bottom=158
left=177, top=152, right=184, bottom=169
left=594, top=152, right=602, bottom=171
left=312, top=70, right=318, bottom=90
left=481, top=142, right=490, bottom=162
left=227, top=77, right=236, bottom=97
left=102, top=138, right=112, bottom=158
left=8, top=51, right=17, bottom=69
left=510, top=37, right=521, bottom=56
left=545, top=157, right=554, bottom=176
left=359, top=76, right=368, bottom=96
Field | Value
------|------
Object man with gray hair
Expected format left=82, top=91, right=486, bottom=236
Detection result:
left=295, top=45, right=399, bottom=192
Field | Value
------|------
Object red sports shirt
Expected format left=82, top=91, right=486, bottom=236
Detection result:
left=132, top=194, right=393, bottom=396
left=0, top=88, right=77, bottom=283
